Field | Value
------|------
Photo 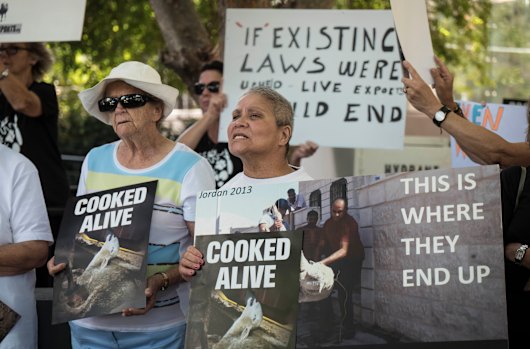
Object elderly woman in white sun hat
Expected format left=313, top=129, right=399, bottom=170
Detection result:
left=47, top=61, right=215, bottom=349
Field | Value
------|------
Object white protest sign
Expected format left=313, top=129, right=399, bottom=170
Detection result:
left=390, top=0, right=435, bottom=85
left=451, top=101, right=528, bottom=167
left=0, top=0, right=86, bottom=42
left=221, top=9, right=407, bottom=149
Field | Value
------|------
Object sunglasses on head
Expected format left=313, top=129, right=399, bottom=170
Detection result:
left=0, top=46, right=32, bottom=57
left=98, top=94, right=152, bottom=112
left=194, top=81, right=220, bottom=95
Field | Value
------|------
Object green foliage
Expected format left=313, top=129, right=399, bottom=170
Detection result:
left=333, top=0, right=389, bottom=10
left=428, top=0, right=493, bottom=100
left=194, top=0, right=221, bottom=41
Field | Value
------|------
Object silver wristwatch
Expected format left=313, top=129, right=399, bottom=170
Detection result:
left=514, top=244, right=528, bottom=265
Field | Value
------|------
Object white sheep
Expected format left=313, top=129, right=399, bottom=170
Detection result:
left=299, top=252, right=335, bottom=303
left=213, top=296, right=263, bottom=349
left=76, top=234, right=120, bottom=286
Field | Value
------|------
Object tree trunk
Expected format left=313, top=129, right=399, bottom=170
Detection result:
left=150, top=0, right=214, bottom=98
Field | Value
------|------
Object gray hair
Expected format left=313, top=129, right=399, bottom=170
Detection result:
left=241, top=86, right=293, bottom=129
left=241, top=86, right=293, bottom=156
left=26, top=43, right=53, bottom=81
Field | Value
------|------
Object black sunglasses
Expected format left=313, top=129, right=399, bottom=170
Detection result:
left=194, top=81, right=220, bottom=95
left=0, top=46, right=32, bottom=57
left=98, top=94, right=152, bottom=112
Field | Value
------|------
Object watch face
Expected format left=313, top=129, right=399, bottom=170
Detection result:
left=434, top=111, right=445, bottom=122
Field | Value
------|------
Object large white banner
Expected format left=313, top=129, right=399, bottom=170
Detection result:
left=451, top=101, right=528, bottom=167
left=221, top=9, right=407, bottom=149
left=0, top=0, right=86, bottom=42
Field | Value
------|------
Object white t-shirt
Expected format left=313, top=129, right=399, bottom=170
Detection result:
left=223, top=167, right=313, bottom=188
left=0, top=144, right=53, bottom=349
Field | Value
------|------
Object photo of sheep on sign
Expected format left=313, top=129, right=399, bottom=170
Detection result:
left=185, top=231, right=303, bottom=349
left=52, top=181, right=157, bottom=324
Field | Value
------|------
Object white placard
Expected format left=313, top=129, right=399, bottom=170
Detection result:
left=451, top=101, right=528, bottom=167
left=0, top=0, right=86, bottom=42
left=221, top=9, right=407, bottom=149
left=390, top=0, right=435, bottom=85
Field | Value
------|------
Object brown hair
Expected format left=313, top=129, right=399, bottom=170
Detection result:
left=242, top=86, right=293, bottom=128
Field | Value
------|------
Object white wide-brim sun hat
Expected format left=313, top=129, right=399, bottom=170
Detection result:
left=78, top=61, right=179, bottom=125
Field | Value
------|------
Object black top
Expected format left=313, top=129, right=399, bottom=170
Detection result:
left=501, top=166, right=530, bottom=292
left=0, top=81, right=69, bottom=208
left=501, top=166, right=530, bottom=346
left=194, top=134, right=243, bottom=189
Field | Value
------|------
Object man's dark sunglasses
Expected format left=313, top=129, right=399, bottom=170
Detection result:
left=98, top=94, right=152, bottom=112
left=0, top=46, right=32, bottom=56
left=194, top=81, right=220, bottom=95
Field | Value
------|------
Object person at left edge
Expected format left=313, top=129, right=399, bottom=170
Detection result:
left=47, top=61, right=215, bottom=349
left=0, top=43, right=70, bottom=286
left=0, top=144, right=54, bottom=349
